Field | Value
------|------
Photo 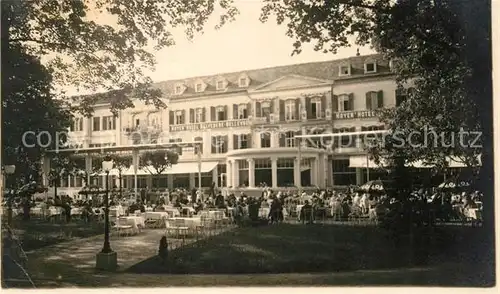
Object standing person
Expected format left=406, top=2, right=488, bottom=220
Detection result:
left=140, top=188, right=146, bottom=204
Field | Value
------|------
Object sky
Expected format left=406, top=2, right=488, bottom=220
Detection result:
left=60, top=0, right=374, bottom=95
left=145, top=0, right=374, bottom=82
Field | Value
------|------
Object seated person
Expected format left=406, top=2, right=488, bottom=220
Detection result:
left=300, top=200, right=314, bottom=224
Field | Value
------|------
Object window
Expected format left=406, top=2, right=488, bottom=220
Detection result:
left=175, top=111, right=183, bottom=125
left=238, top=159, right=249, bottom=187
left=175, top=85, right=183, bottom=95
left=366, top=91, right=383, bottom=110
left=102, top=116, right=116, bottom=131
left=239, top=134, right=248, bottom=149
left=285, top=100, right=296, bottom=120
left=195, top=108, right=203, bottom=123
left=238, top=104, right=248, bottom=119
left=311, top=98, right=322, bottom=118
left=365, top=62, right=376, bottom=73
left=71, top=117, right=84, bottom=132
left=339, top=65, right=351, bottom=76
left=213, top=136, right=227, bottom=154
left=260, top=133, right=271, bottom=148
left=339, top=95, right=353, bottom=111
left=92, top=117, right=100, bottom=131
left=216, top=80, right=225, bottom=90
left=261, top=101, right=271, bottom=119
left=255, top=158, right=271, bottom=169
left=150, top=116, right=159, bottom=127
left=195, top=83, right=203, bottom=92
left=285, top=131, right=296, bottom=147
left=135, top=118, right=140, bottom=127
left=216, top=106, right=226, bottom=121
left=239, top=77, right=247, bottom=87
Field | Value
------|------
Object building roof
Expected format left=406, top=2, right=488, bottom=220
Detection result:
left=91, top=53, right=390, bottom=104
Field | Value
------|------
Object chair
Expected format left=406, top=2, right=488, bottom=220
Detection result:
left=113, top=218, right=134, bottom=237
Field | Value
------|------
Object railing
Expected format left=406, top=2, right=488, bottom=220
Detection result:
left=123, top=124, right=162, bottom=135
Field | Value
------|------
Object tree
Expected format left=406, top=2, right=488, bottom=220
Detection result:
left=47, top=153, right=76, bottom=201
left=258, top=0, right=493, bottom=277
left=2, top=43, right=72, bottom=186
left=260, top=1, right=492, bottom=211
left=108, top=153, right=133, bottom=199
left=139, top=150, right=179, bottom=189
left=2, top=0, right=239, bottom=115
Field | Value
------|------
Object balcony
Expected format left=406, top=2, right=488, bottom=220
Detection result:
left=169, top=119, right=251, bottom=132
left=123, top=124, right=162, bottom=135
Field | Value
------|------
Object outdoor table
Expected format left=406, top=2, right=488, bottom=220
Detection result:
left=71, top=207, right=82, bottom=215
left=208, top=210, right=224, bottom=220
left=165, top=208, right=180, bottom=217
left=171, top=217, right=201, bottom=228
left=145, top=211, right=169, bottom=220
left=120, top=216, right=145, bottom=229
left=110, top=206, right=126, bottom=217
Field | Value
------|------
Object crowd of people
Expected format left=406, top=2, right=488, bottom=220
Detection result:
left=3, top=179, right=483, bottom=226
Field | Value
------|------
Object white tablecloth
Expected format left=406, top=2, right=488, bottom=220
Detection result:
left=145, top=211, right=169, bottom=220
left=110, top=206, right=126, bottom=217
left=71, top=208, right=82, bottom=215
left=165, top=208, right=180, bottom=217
left=207, top=210, right=224, bottom=220
left=170, top=217, right=202, bottom=228
left=120, top=216, right=145, bottom=229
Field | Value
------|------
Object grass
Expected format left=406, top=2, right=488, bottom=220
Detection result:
left=4, top=219, right=104, bottom=251
left=125, top=223, right=494, bottom=286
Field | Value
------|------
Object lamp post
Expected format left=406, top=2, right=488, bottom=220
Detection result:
left=96, top=157, right=117, bottom=271
left=3, top=165, right=16, bottom=226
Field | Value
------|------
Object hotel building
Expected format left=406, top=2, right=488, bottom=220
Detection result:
left=50, top=54, right=415, bottom=196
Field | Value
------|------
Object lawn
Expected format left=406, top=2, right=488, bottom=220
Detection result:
left=126, top=223, right=494, bottom=286
left=4, top=219, right=104, bottom=251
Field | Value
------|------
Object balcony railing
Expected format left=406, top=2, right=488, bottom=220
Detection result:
left=169, top=119, right=251, bottom=132
left=123, top=124, right=162, bottom=135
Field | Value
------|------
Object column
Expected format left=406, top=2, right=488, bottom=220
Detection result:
left=212, top=165, right=218, bottom=187
left=167, top=175, right=174, bottom=189
left=115, top=110, right=122, bottom=146
left=226, top=161, right=232, bottom=188
left=326, top=157, right=333, bottom=187
left=318, top=154, right=325, bottom=188
left=247, top=159, right=255, bottom=188
left=85, top=154, right=92, bottom=186
left=189, top=173, right=195, bottom=188
left=132, top=150, right=139, bottom=194
left=310, top=157, right=318, bottom=187
left=146, top=175, right=153, bottom=189
left=271, top=131, right=278, bottom=148
left=294, top=157, right=301, bottom=187
left=233, top=160, right=239, bottom=188
left=356, top=168, right=363, bottom=185
left=271, top=157, right=278, bottom=188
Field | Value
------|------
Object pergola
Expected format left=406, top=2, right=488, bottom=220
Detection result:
left=45, top=140, right=203, bottom=195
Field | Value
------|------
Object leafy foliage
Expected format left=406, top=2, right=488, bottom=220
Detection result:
left=3, top=0, right=239, bottom=115
left=139, top=150, right=179, bottom=175
left=1, top=44, right=72, bottom=185
left=108, top=153, right=133, bottom=175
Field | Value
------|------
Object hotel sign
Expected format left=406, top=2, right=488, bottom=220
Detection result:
left=170, top=119, right=251, bottom=132
left=334, top=110, right=378, bottom=120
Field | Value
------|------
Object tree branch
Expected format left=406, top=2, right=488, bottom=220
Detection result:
left=8, top=37, right=69, bottom=48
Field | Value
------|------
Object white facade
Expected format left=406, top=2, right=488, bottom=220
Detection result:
left=54, top=54, right=403, bottom=196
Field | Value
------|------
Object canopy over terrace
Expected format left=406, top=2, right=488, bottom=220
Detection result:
left=44, top=141, right=203, bottom=194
